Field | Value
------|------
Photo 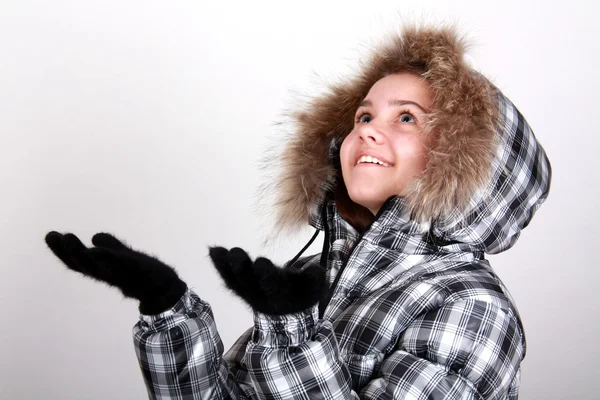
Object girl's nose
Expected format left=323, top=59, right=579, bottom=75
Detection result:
left=358, top=124, right=384, bottom=144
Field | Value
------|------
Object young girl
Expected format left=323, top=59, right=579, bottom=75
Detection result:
left=45, top=24, right=551, bottom=399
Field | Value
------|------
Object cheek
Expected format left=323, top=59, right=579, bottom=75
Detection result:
left=339, top=135, right=355, bottom=172
left=393, top=137, right=428, bottom=170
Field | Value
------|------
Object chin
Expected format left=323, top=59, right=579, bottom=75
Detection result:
left=347, top=188, right=385, bottom=214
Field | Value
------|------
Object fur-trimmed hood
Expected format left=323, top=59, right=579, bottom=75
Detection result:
left=264, top=24, right=551, bottom=254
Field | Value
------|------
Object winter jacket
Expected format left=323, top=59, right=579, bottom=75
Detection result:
left=132, top=25, right=551, bottom=399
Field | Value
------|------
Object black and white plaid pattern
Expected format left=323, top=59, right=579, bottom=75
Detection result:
left=432, top=91, right=552, bottom=255
left=132, top=91, right=550, bottom=399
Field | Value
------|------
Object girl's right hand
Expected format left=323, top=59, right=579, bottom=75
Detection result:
left=44, top=232, right=187, bottom=315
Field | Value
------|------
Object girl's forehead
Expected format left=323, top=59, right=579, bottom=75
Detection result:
left=364, top=73, right=433, bottom=108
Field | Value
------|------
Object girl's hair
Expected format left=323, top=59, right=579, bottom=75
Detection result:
left=333, top=67, right=429, bottom=233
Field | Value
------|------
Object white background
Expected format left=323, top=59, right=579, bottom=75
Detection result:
left=1, top=1, right=598, bottom=399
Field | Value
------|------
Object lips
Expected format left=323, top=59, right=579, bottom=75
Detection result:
left=354, top=150, right=394, bottom=167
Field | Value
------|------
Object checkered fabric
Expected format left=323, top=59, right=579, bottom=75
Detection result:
left=132, top=91, right=550, bottom=399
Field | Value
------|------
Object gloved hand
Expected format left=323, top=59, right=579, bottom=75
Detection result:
left=209, top=247, right=327, bottom=315
left=45, top=232, right=187, bottom=315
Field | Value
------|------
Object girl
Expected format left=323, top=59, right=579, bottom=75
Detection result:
left=45, top=24, right=551, bottom=399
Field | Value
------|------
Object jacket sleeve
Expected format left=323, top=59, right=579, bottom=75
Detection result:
left=132, top=288, right=251, bottom=400
left=242, top=305, right=357, bottom=399
left=245, top=299, right=524, bottom=400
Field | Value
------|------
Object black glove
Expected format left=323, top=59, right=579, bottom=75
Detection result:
left=45, top=232, right=187, bottom=315
left=208, top=247, right=327, bottom=315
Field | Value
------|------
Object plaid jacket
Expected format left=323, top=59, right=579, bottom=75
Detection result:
left=133, top=90, right=550, bottom=399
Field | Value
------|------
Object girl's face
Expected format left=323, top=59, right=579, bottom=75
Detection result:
left=340, top=72, right=434, bottom=216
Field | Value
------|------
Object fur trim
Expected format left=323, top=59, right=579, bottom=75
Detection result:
left=265, top=23, right=500, bottom=233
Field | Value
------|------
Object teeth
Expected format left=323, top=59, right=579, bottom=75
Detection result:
left=356, top=155, right=390, bottom=167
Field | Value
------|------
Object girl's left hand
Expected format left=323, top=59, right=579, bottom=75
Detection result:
left=209, top=247, right=327, bottom=315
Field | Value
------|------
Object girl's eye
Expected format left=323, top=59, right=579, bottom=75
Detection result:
left=358, top=113, right=372, bottom=123
left=399, top=113, right=415, bottom=123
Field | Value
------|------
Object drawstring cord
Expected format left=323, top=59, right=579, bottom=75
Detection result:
left=286, top=228, right=321, bottom=268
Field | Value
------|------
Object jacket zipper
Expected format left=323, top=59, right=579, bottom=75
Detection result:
left=318, top=196, right=397, bottom=319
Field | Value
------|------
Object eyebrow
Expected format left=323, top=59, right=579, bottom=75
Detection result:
left=359, top=99, right=429, bottom=113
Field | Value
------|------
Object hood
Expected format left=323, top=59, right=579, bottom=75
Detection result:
left=262, top=24, right=551, bottom=254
